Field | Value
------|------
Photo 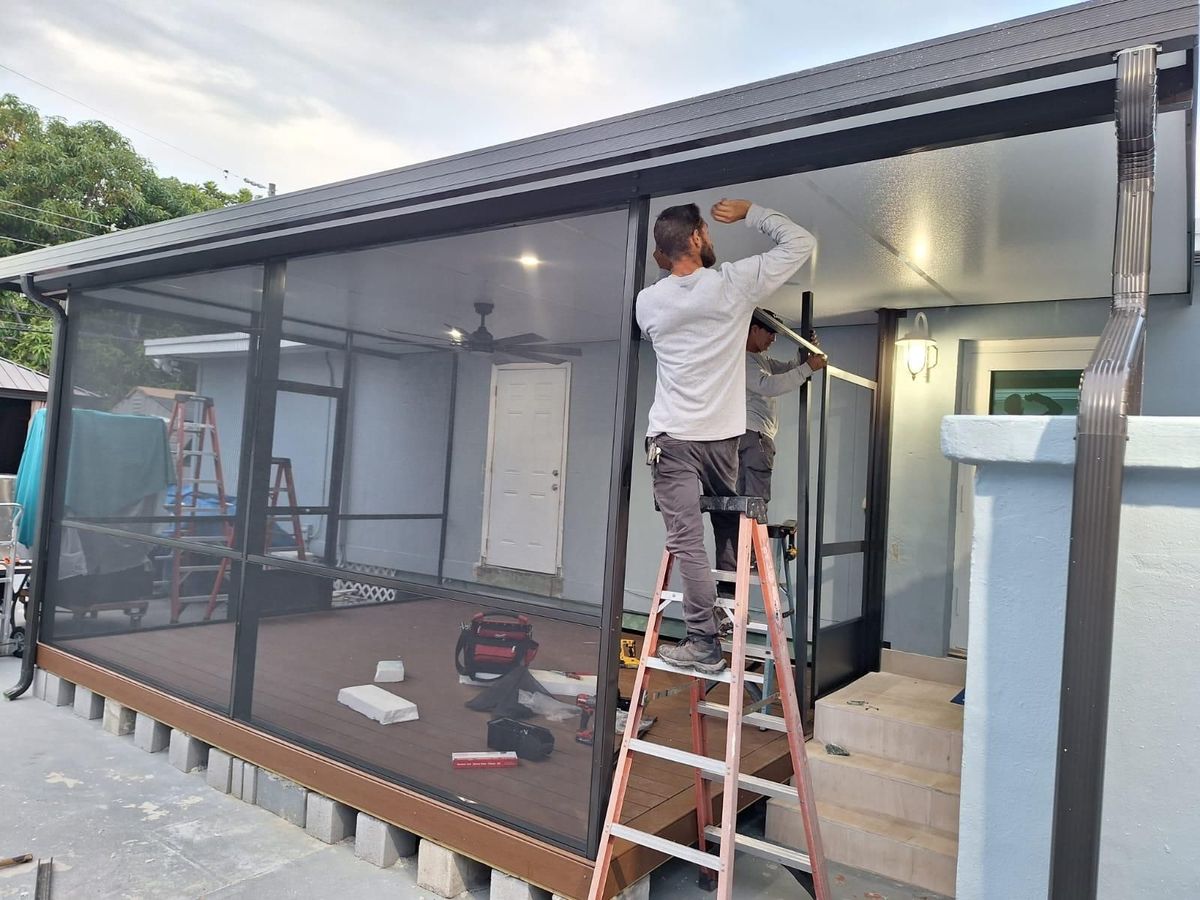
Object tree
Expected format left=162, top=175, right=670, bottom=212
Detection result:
left=0, top=93, right=254, bottom=374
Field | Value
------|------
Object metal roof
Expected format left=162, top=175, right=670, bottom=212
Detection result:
left=0, top=0, right=1195, bottom=288
left=0, top=357, right=49, bottom=397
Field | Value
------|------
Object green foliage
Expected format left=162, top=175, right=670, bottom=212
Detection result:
left=0, top=93, right=254, bottom=374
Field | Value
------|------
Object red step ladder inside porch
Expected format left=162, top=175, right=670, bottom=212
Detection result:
left=167, top=394, right=232, bottom=623
left=588, top=497, right=830, bottom=900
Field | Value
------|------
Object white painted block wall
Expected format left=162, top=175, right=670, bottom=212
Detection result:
left=943, top=415, right=1200, bottom=900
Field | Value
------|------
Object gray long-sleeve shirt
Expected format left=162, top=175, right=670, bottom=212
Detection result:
left=636, top=205, right=816, bottom=441
left=745, top=352, right=814, bottom=440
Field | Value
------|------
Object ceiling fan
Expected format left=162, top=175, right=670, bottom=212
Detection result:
left=386, top=301, right=581, bottom=364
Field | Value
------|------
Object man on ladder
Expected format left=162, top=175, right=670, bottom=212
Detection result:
left=591, top=201, right=829, bottom=900
left=638, top=198, right=815, bottom=673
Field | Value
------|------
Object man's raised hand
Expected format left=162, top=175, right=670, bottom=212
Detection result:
left=711, top=198, right=752, bottom=224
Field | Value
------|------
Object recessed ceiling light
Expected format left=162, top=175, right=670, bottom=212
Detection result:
left=448, top=328, right=464, bottom=342
left=518, top=253, right=541, bottom=268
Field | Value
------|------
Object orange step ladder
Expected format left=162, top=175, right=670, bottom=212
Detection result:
left=588, top=496, right=830, bottom=900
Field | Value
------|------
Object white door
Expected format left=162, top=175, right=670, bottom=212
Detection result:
left=482, top=363, right=570, bottom=574
left=950, top=338, right=1097, bottom=653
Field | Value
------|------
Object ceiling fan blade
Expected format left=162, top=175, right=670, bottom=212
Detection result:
left=503, top=342, right=582, bottom=357
left=490, top=332, right=546, bottom=348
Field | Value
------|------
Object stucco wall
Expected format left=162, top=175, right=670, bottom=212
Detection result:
left=943, top=415, right=1200, bottom=899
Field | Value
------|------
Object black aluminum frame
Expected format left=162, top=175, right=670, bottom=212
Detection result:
left=809, top=359, right=879, bottom=702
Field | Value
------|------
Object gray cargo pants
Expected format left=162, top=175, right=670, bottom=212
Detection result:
left=649, top=434, right=739, bottom=638
left=711, top=430, right=776, bottom=575
left=737, top=430, right=776, bottom=506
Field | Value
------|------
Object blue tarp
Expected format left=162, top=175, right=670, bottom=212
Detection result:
left=14, top=408, right=174, bottom=546
left=14, top=408, right=45, bottom=546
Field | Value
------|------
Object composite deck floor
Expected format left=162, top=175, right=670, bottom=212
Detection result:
left=54, top=598, right=793, bottom=882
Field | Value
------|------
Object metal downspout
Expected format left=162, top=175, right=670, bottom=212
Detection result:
left=1047, top=44, right=1158, bottom=898
left=4, top=275, right=67, bottom=700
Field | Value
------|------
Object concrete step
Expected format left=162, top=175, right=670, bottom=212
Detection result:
left=766, top=797, right=957, bottom=897
left=880, top=648, right=966, bottom=687
left=807, top=738, right=960, bottom=835
left=815, top=671, right=963, bottom=774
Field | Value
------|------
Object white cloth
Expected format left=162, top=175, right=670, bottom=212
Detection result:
left=745, top=352, right=814, bottom=440
left=637, top=205, right=815, bottom=441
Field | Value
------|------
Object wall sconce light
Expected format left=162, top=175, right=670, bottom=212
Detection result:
left=897, top=311, right=939, bottom=380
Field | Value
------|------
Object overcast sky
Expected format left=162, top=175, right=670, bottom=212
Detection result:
left=2, top=1, right=1072, bottom=195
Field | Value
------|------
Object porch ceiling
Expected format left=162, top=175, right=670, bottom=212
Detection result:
left=93, top=94, right=1190, bottom=350
left=651, top=108, right=1191, bottom=326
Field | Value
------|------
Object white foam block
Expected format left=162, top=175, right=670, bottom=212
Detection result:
left=338, top=685, right=419, bottom=725
left=374, top=660, right=406, bottom=683
left=530, top=669, right=597, bottom=698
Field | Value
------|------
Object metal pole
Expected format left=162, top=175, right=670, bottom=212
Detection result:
left=587, top=198, right=648, bottom=856
left=1048, top=44, right=1158, bottom=900
left=862, top=310, right=897, bottom=674
left=229, top=259, right=286, bottom=721
left=4, top=276, right=67, bottom=699
left=436, top=354, right=459, bottom=584
left=795, top=290, right=814, bottom=720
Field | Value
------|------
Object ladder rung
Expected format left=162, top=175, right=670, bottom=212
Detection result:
left=702, top=826, right=812, bottom=871
left=643, top=656, right=764, bottom=685
left=713, top=568, right=761, bottom=585
left=700, top=768, right=797, bottom=802
left=176, top=565, right=223, bottom=573
left=696, top=701, right=788, bottom=733
left=176, top=594, right=227, bottom=604
left=627, top=739, right=727, bottom=777
left=609, top=824, right=724, bottom=871
left=722, top=640, right=774, bottom=659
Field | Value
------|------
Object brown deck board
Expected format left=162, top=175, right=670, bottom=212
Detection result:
left=55, top=598, right=794, bottom=893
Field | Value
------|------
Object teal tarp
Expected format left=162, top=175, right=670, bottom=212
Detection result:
left=14, top=408, right=45, bottom=546
left=14, top=408, right=174, bottom=547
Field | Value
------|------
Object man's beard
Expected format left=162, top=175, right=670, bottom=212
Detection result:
left=700, top=242, right=717, bottom=268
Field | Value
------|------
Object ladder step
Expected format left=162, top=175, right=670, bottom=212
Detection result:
left=695, top=701, right=788, bottom=733
left=722, top=640, right=774, bottom=659
left=627, top=739, right=726, bottom=777
left=699, top=768, right=797, bottom=802
left=643, top=656, right=764, bottom=685
left=702, top=826, right=812, bottom=872
left=609, top=824, right=724, bottom=871
left=712, top=568, right=761, bottom=585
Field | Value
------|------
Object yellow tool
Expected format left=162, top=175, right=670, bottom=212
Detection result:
left=618, top=638, right=640, bottom=668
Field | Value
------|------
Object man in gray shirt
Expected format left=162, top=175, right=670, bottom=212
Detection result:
left=637, top=199, right=815, bottom=672
left=737, top=312, right=826, bottom=508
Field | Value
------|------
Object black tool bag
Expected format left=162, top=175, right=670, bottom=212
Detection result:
left=455, top=612, right=538, bottom=679
left=487, top=717, right=555, bottom=761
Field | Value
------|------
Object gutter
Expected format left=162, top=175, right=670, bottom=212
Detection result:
left=1047, top=44, right=1158, bottom=898
left=4, top=275, right=67, bottom=700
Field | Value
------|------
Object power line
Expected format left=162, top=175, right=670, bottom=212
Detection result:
left=0, top=62, right=270, bottom=190
left=0, top=233, right=50, bottom=248
left=0, top=198, right=110, bottom=229
left=0, top=208, right=98, bottom=237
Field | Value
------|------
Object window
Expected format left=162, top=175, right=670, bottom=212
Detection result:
left=43, top=267, right=261, bottom=713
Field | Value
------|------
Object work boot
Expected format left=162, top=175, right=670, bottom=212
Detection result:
left=658, top=635, right=726, bottom=674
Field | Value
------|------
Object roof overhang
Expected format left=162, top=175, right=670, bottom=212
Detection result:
left=0, top=0, right=1195, bottom=300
